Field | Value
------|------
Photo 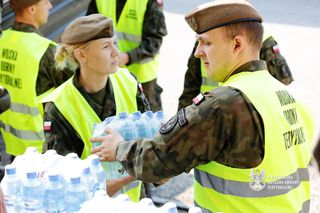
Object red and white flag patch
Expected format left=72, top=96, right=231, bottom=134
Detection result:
left=44, top=121, right=52, bottom=132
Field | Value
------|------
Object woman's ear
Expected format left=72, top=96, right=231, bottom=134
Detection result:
left=74, top=48, right=86, bottom=63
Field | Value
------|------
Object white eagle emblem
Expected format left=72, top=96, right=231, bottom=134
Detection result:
left=249, top=169, right=266, bottom=192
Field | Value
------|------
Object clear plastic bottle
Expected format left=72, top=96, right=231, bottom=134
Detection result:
left=21, top=170, right=44, bottom=213
left=43, top=172, right=65, bottom=212
left=118, top=112, right=136, bottom=141
left=81, top=165, right=95, bottom=200
left=90, top=155, right=107, bottom=192
left=64, top=176, right=86, bottom=213
left=3, top=164, right=21, bottom=212
left=160, top=202, right=178, bottom=213
left=154, top=111, right=165, bottom=134
left=132, top=111, right=152, bottom=139
left=188, top=206, right=202, bottom=213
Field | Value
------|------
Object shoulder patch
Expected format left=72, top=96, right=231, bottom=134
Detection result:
left=177, top=108, right=188, bottom=127
left=159, top=116, right=177, bottom=134
left=192, top=93, right=205, bottom=106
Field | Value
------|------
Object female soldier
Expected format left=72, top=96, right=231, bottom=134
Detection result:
left=42, top=14, right=148, bottom=200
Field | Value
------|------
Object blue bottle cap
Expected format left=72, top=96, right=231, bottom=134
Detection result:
left=83, top=167, right=90, bottom=175
left=49, top=174, right=59, bottom=182
left=132, top=111, right=142, bottom=120
left=70, top=177, right=81, bottom=184
left=118, top=112, right=128, bottom=119
left=26, top=171, right=37, bottom=179
left=5, top=165, right=16, bottom=175
left=144, top=111, right=154, bottom=119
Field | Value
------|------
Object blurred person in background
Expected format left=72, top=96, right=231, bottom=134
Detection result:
left=0, top=0, right=73, bottom=161
left=87, top=0, right=167, bottom=112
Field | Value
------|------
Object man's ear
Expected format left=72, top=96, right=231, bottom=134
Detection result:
left=233, top=35, right=246, bottom=54
left=74, top=49, right=86, bottom=63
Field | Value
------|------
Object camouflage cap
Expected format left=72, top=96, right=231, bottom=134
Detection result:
left=185, top=0, right=263, bottom=34
left=61, top=14, right=114, bottom=45
left=9, top=0, right=42, bottom=10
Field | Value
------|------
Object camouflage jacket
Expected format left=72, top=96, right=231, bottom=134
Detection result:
left=116, top=61, right=267, bottom=183
left=86, top=0, right=167, bottom=65
left=12, top=22, right=74, bottom=96
left=0, top=88, right=9, bottom=114
left=178, top=36, right=293, bottom=109
left=43, top=71, right=150, bottom=157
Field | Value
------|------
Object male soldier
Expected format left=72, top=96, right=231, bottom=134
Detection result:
left=0, top=0, right=73, bottom=158
left=86, top=0, right=167, bottom=111
left=178, top=37, right=293, bottom=109
left=91, top=0, right=315, bottom=212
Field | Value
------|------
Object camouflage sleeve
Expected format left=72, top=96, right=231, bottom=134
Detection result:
left=43, top=102, right=84, bottom=157
left=36, top=44, right=74, bottom=96
left=260, top=36, right=294, bottom=85
left=116, top=86, right=265, bottom=182
left=127, top=0, right=167, bottom=64
left=116, top=93, right=228, bottom=183
left=178, top=41, right=202, bottom=109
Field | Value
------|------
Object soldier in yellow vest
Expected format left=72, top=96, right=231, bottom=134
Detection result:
left=86, top=0, right=167, bottom=111
left=91, top=1, right=315, bottom=212
left=42, top=14, right=148, bottom=202
left=178, top=36, right=293, bottom=109
left=0, top=0, right=73, bottom=158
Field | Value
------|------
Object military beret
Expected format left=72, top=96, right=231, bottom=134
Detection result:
left=61, top=14, right=114, bottom=45
left=185, top=0, right=263, bottom=34
left=9, top=0, right=41, bottom=10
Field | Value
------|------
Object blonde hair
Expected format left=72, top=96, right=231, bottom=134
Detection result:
left=55, top=42, right=91, bottom=71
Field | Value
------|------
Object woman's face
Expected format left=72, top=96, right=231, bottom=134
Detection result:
left=80, top=37, right=120, bottom=75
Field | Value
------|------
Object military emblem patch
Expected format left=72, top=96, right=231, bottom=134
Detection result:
left=177, top=108, right=188, bottom=127
left=159, top=116, right=178, bottom=134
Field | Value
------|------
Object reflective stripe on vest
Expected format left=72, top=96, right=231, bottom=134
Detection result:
left=122, top=180, right=142, bottom=202
left=42, top=68, right=141, bottom=201
left=96, top=0, right=159, bottom=83
left=0, top=29, right=53, bottom=155
left=194, top=70, right=314, bottom=212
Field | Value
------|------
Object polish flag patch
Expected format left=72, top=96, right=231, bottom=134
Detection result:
left=44, top=121, right=52, bottom=132
left=272, top=44, right=280, bottom=54
left=192, top=93, right=205, bottom=106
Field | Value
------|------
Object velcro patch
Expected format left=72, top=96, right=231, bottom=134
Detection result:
left=177, top=108, right=188, bottom=127
left=44, top=121, right=52, bottom=132
left=159, top=116, right=177, bottom=134
left=192, top=93, right=205, bottom=106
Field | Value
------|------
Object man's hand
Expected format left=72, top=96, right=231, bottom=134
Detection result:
left=106, top=176, right=135, bottom=197
left=90, top=128, right=124, bottom=162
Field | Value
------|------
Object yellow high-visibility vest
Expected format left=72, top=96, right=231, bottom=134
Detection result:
left=194, top=70, right=314, bottom=213
left=0, top=29, right=54, bottom=155
left=96, top=0, right=159, bottom=83
left=42, top=68, right=141, bottom=202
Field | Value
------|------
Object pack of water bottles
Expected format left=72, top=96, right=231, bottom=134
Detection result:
left=1, top=146, right=202, bottom=213
left=79, top=191, right=202, bottom=213
left=1, top=147, right=107, bottom=212
left=92, top=111, right=165, bottom=182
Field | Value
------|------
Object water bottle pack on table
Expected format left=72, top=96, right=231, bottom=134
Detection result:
left=1, top=148, right=107, bottom=212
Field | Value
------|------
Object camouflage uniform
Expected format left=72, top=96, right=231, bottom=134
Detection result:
left=43, top=71, right=150, bottom=157
left=87, top=0, right=167, bottom=111
left=115, top=60, right=267, bottom=183
left=178, top=37, right=293, bottom=109
left=11, top=22, right=74, bottom=96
